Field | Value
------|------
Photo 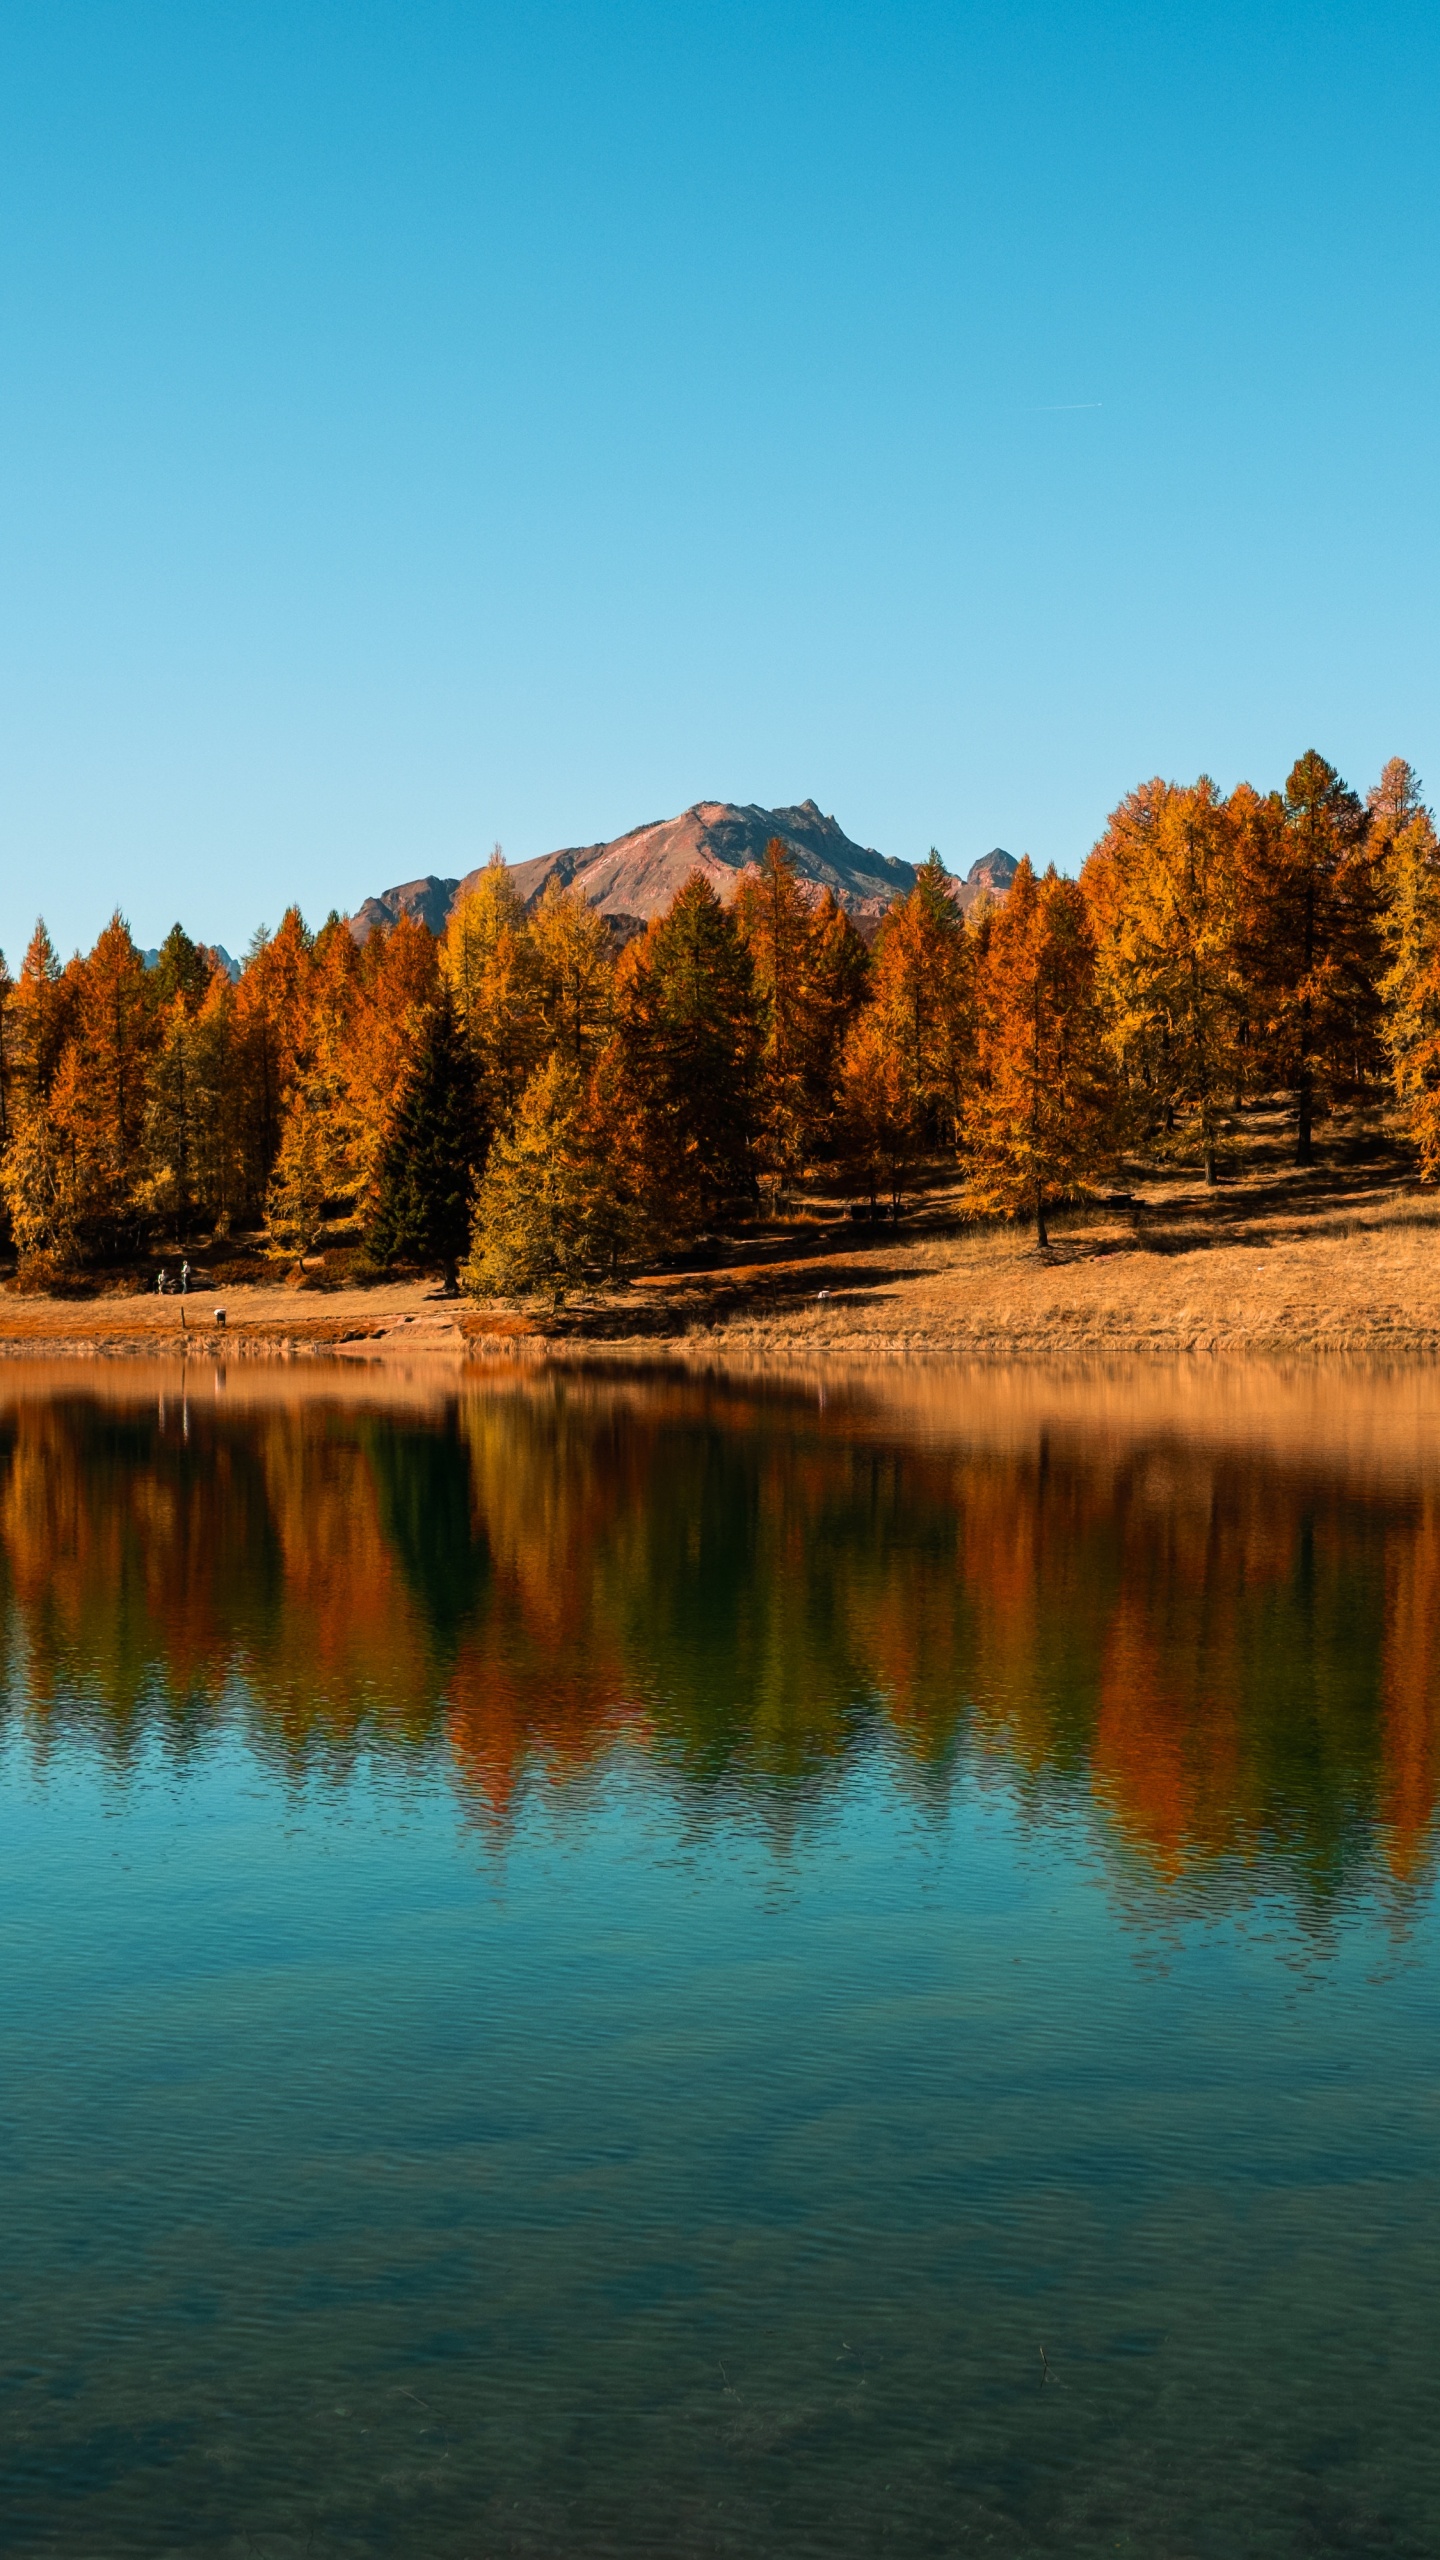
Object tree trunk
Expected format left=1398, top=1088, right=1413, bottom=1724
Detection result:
left=1035, top=1184, right=1049, bottom=1250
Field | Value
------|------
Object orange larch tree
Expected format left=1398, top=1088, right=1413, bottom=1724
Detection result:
left=265, top=914, right=362, bottom=1252
left=440, top=856, right=544, bottom=1140
left=1372, top=759, right=1440, bottom=1175
left=9, top=913, right=161, bottom=1264
left=231, top=908, right=318, bottom=1218
left=838, top=1001, right=914, bottom=1218
left=1083, top=776, right=1244, bottom=1180
left=841, top=852, right=974, bottom=1196
left=344, top=912, right=440, bottom=1221
left=141, top=929, right=237, bottom=1236
left=736, top=839, right=869, bottom=1196
left=612, top=871, right=758, bottom=1237
left=968, top=859, right=1115, bottom=1246
left=530, top=879, right=617, bottom=1076
left=5, top=923, right=74, bottom=1122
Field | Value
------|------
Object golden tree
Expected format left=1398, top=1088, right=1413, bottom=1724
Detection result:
left=441, top=857, right=544, bottom=1133
left=833, top=856, right=976, bottom=1217
left=613, top=872, right=758, bottom=1238
left=897, top=851, right=975, bottom=1144
left=1241, top=752, right=1381, bottom=1162
left=7, top=923, right=74, bottom=1114
left=1, top=1103, right=83, bottom=1273
left=231, top=909, right=318, bottom=1216
left=188, top=966, right=246, bottom=1228
left=266, top=1078, right=342, bottom=1256
left=735, top=841, right=868, bottom=1194
left=838, top=1002, right=914, bottom=1218
left=1084, top=776, right=1244, bottom=1180
left=530, top=879, right=616, bottom=1074
left=264, top=916, right=361, bottom=1249
left=341, top=912, right=439, bottom=1221
left=1372, top=759, right=1440, bottom=1174
left=968, top=860, right=1115, bottom=1245
left=139, top=928, right=237, bottom=1235
left=36, top=914, right=160, bottom=1260
left=464, top=1056, right=635, bottom=1305
left=0, top=948, right=13, bottom=1156
left=442, top=855, right=518, bottom=1036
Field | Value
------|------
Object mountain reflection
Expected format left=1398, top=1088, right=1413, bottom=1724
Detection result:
left=2, top=1362, right=1437, bottom=1905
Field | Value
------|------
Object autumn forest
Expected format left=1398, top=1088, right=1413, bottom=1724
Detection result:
left=3, top=750, right=1437, bottom=1292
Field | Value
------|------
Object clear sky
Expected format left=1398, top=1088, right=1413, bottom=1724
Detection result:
left=1, top=0, right=1436, bottom=963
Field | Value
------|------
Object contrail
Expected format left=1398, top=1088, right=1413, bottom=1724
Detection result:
left=1030, top=401, right=1103, bottom=412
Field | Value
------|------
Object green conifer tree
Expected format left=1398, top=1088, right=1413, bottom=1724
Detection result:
left=464, top=1057, right=634, bottom=1306
left=141, top=997, right=208, bottom=1235
left=150, top=923, right=211, bottom=1013
left=368, top=992, right=481, bottom=1289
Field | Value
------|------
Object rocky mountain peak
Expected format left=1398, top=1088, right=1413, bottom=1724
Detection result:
left=350, top=804, right=1013, bottom=943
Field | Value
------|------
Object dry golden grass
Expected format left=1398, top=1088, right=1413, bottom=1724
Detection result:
left=0, top=1274, right=467, bottom=1361
left=2, top=1096, right=1438, bottom=1365
left=562, top=1097, right=1440, bottom=1362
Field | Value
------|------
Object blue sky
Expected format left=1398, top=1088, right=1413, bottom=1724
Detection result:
left=1, top=0, right=1435, bottom=962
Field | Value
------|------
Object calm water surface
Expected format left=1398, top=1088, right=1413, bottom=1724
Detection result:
left=3, top=1358, right=1439, bottom=2558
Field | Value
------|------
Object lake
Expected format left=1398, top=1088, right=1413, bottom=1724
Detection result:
left=3, top=1355, right=1439, bottom=2558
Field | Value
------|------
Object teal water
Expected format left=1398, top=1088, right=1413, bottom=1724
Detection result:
left=2, top=1364, right=1438, bottom=2556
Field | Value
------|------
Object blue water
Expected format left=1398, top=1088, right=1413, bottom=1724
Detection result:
left=2, top=1365, right=1438, bottom=2556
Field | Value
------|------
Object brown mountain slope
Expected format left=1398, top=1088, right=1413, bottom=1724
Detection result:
left=350, top=801, right=1014, bottom=942
left=348, top=875, right=461, bottom=941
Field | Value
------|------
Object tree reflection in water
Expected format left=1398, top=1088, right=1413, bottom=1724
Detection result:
left=2, top=1361, right=1437, bottom=1908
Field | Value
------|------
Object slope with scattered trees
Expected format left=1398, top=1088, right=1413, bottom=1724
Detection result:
left=1, top=754, right=1437, bottom=1318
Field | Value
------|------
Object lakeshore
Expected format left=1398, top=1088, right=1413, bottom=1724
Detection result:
left=5, top=1103, right=1440, bottom=1364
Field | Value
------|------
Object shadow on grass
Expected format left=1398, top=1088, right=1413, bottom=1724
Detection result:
left=550, top=1255, right=920, bottom=1341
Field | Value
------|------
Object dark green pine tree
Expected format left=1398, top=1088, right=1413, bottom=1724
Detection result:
left=368, top=989, right=481, bottom=1290
left=151, top=922, right=213, bottom=1011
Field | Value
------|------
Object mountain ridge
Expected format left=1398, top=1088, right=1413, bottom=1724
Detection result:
left=349, top=800, right=1016, bottom=944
